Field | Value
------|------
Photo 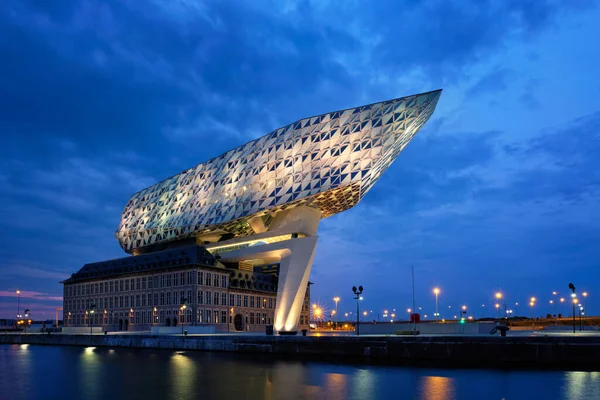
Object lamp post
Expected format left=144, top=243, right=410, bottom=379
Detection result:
left=560, top=298, right=565, bottom=317
left=583, top=292, right=588, bottom=316
left=23, top=309, right=30, bottom=334
left=495, top=292, right=506, bottom=321
left=515, top=302, right=519, bottom=317
left=180, top=297, right=187, bottom=335
left=89, top=304, right=96, bottom=335
left=495, top=303, right=500, bottom=318
left=333, top=297, right=340, bottom=327
left=352, top=286, right=363, bottom=336
left=569, top=282, right=576, bottom=334
left=16, top=290, right=21, bottom=320
left=433, top=288, right=440, bottom=322
left=578, top=304, right=584, bottom=332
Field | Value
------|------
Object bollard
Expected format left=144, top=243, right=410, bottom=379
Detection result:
left=301, top=329, right=308, bottom=337
left=184, top=330, right=188, bottom=336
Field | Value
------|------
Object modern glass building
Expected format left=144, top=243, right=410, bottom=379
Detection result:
left=64, top=89, right=441, bottom=334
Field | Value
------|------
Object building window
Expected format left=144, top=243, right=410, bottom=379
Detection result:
left=198, top=290, right=203, bottom=305
left=173, top=292, right=178, bottom=305
left=221, top=311, right=227, bottom=324
left=136, top=278, right=140, bottom=290
left=205, top=273, right=211, bottom=286
left=142, top=277, right=146, bottom=290
left=125, top=280, right=129, bottom=291
left=120, top=281, right=124, bottom=292
left=236, top=295, right=241, bottom=307
left=174, top=274, right=179, bottom=287
left=180, top=272, right=185, bottom=286
left=221, top=275, right=227, bottom=288
left=205, top=310, right=211, bottom=324
left=229, top=294, right=234, bottom=306
left=213, top=310, right=219, bottom=324
left=198, top=272, right=203, bottom=286
left=213, top=274, right=219, bottom=287
left=160, top=276, right=165, bottom=288
left=221, top=293, right=227, bottom=306
left=187, top=290, right=192, bottom=304
left=250, top=296, right=255, bottom=308
left=262, top=313, right=267, bottom=324
left=198, top=309, right=203, bottom=324
left=188, top=271, right=194, bottom=285
left=243, top=296, right=248, bottom=307
left=213, top=292, right=219, bottom=305
left=136, top=295, right=140, bottom=307
left=167, top=274, right=172, bottom=287
left=119, top=296, right=124, bottom=308
left=250, top=312, right=255, bottom=325
left=160, top=293, right=165, bottom=306
left=268, top=298, right=274, bottom=309
left=206, top=291, right=211, bottom=305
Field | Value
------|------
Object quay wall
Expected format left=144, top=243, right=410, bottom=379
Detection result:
left=2, top=334, right=600, bottom=369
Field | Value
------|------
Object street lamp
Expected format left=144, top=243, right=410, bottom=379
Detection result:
left=529, top=301, right=535, bottom=320
left=89, top=304, right=96, bottom=335
left=352, top=286, right=363, bottom=336
left=583, top=292, right=588, bottom=316
left=23, top=309, right=30, bottom=334
left=495, top=303, right=500, bottom=318
left=333, top=297, right=340, bottom=327
left=560, top=298, right=565, bottom=317
left=433, top=288, right=440, bottom=322
left=569, top=282, right=576, bottom=334
left=16, top=290, right=21, bottom=320
left=495, top=292, right=507, bottom=321
left=180, top=297, right=187, bottom=335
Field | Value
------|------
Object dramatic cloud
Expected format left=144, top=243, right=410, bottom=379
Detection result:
left=1, top=0, right=599, bottom=317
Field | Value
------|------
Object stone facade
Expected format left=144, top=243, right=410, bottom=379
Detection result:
left=62, top=246, right=310, bottom=333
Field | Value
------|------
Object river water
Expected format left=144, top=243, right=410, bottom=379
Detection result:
left=1, top=344, right=599, bottom=400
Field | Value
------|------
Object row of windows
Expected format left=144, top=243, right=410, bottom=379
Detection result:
left=65, top=291, right=277, bottom=311
left=66, top=309, right=273, bottom=326
left=65, top=271, right=230, bottom=298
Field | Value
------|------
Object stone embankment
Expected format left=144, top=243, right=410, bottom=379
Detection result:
left=2, top=334, right=599, bottom=369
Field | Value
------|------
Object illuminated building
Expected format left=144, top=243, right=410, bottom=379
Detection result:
left=63, top=89, right=441, bottom=334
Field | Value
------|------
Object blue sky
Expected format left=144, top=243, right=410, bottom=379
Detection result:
left=1, top=0, right=599, bottom=321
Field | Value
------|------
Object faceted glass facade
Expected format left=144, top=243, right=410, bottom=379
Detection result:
left=116, top=90, right=442, bottom=253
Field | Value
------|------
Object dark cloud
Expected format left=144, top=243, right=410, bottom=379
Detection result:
left=0, top=0, right=599, bottom=316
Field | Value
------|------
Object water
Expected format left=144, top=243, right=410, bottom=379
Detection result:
left=1, top=344, right=600, bottom=400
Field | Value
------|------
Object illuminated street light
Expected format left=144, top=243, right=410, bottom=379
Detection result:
left=16, top=290, right=21, bottom=321
left=333, top=297, right=340, bottom=326
left=583, top=292, right=588, bottom=316
left=495, top=303, right=500, bottom=318
left=352, top=286, right=364, bottom=336
left=433, top=288, right=440, bottom=323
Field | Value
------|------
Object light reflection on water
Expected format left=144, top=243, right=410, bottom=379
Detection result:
left=2, top=344, right=600, bottom=400
left=419, top=376, right=455, bottom=400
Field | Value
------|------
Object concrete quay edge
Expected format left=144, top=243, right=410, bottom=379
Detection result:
left=2, top=334, right=599, bottom=370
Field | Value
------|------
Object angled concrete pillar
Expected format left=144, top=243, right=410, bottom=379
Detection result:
left=273, top=235, right=318, bottom=334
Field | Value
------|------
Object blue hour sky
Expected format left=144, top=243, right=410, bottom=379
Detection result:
left=2, top=0, right=600, bottom=320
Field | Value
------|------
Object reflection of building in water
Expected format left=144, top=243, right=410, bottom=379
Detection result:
left=419, top=376, right=455, bottom=400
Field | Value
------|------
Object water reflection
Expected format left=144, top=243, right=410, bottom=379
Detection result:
left=4, top=345, right=600, bottom=400
left=565, top=371, right=600, bottom=400
left=81, top=346, right=101, bottom=400
left=169, top=351, right=196, bottom=399
left=418, top=376, right=455, bottom=400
